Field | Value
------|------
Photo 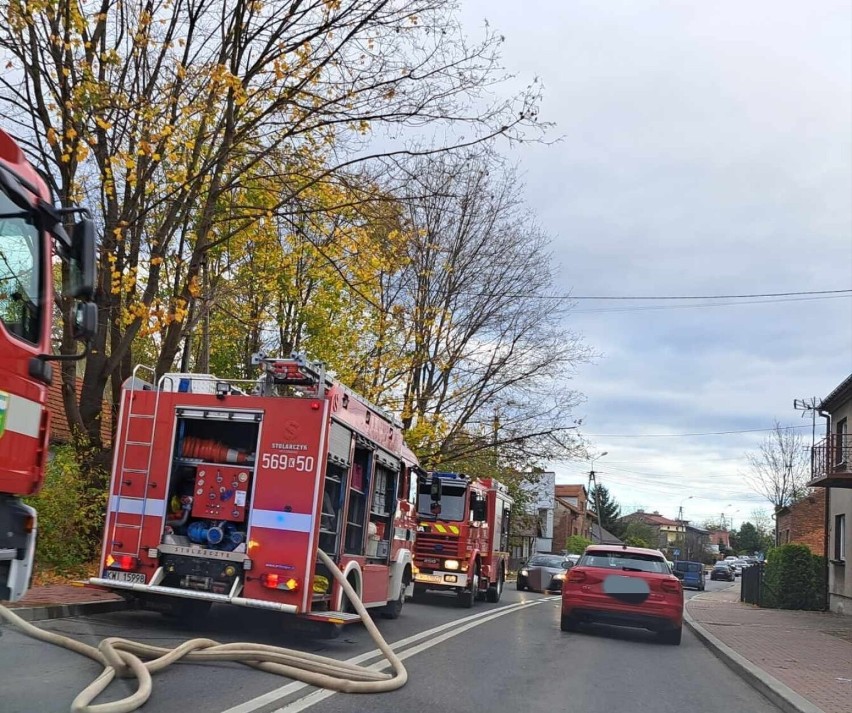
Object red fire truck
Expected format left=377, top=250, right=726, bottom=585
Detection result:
left=90, top=354, right=420, bottom=626
left=0, top=129, right=96, bottom=601
left=411, top=472, right=513, bottom=607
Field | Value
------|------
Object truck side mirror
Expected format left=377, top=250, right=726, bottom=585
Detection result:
left=73, top=302, right=97, bottom=341
left=66, top=218, right=96, bottom=300
left=472, top=496, right=486, bottom=522
left=430, top=475, right=442, bottom=502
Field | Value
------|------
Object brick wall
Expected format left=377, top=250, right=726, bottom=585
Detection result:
left=776, top=494, right=826, bottom=555
left=47, top=377, right=112, bottom=446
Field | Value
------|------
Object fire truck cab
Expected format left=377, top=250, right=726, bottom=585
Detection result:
left=0, top=129, right=96, bottom=601
left=412, top=472, right=512, bottom=607
left=91, top=354, right=419, bottom=627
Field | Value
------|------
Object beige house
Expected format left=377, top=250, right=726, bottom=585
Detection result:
left=809, top=373, right=852, bottom=615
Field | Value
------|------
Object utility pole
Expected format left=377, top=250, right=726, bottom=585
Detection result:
left=587, top=452, right=607, bottom=542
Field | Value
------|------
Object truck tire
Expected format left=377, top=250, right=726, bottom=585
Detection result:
left=381, top=571, right=410, bottom=620
left=486, top=567, right=504, bottom=603
left=457, top=566, right=479, bottom=608
left=412, top=583, right=427, bottom=599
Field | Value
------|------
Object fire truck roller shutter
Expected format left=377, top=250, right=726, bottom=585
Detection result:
left=328, top=421, right=352, bottom=466
left=375, top=450, right=400, bottom=471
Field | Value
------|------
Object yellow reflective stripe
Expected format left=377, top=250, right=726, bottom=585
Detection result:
left=448, top=525, right=460, bottom=534
left=433, top=523, right=447, bottom=533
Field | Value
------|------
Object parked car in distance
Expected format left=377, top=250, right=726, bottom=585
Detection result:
left=672, top=560, right=705, bottom=590
left=710, top=561, right=735, bottom=581
left=731, top=559, right=749, bottom=577
left=517, top=554, right=574, bottom=592
left=561, top=545, right=684, bottom=645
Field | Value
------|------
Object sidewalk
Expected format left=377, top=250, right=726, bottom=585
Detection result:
left=686, top=583, right=852, bottom=713
left=3, top=582, right=129, bottom=622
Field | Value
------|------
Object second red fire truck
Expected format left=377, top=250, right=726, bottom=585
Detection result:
left=91, top=354, right=420, bottom=626
left=411, top=472, right=513, bottom=607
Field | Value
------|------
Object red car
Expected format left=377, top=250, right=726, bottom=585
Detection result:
left=561, top=544, right=684, bottom=645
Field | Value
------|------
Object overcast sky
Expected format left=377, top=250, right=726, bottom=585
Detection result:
left=459, top=0, right=852, bottom=530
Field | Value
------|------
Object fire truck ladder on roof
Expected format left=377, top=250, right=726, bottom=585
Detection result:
left=111, top=364, right=161, bottom=556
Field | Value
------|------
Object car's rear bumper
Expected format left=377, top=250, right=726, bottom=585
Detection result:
left=562, top=595, right=682, bottom=631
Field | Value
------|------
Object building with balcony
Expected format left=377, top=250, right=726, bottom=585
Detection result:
left=808, top=372, right=852, bottom=615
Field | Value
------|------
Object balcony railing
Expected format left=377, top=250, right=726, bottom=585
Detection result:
left=810, top=434, right=852, bottom=487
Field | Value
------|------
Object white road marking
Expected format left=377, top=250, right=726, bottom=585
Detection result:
left=220, top=597, right=548, bottom=713
left=270, top=599, right=547, bottom=713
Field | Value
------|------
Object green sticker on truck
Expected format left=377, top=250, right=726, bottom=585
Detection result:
left=0, top=389, right=8, bottom=439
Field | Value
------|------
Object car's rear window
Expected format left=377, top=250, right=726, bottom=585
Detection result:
left=579, top=550, right=669, bottom=574
left=674, top=562, right=702, bottom=572
left=527, top=556, right=565, bottom=568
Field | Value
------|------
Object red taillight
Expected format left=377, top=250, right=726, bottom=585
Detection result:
left=567, top=569, right=587, bottom=583
left=260, top=573, right=299, bottom=591
left=107, top=555, right=137, bottom=571
left=261, top=573, right=280, bottom=588
left=23, top=515, right=35, bottom=534
left=661, top=578, right=681, bottom=593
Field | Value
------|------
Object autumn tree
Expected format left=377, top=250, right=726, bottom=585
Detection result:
left=356, top=148, right=591, bottom=468
left=0, top=0, right=542, bottom=454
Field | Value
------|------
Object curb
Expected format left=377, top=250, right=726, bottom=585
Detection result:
left=5, top=597, right=134, bottom=623
left=684, top=607, right=826, bottom=713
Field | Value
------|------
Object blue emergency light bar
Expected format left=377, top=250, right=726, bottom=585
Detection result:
left=431, top=472, right=468, bottom=481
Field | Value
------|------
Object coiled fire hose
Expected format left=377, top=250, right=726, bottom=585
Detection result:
left=0, top=549, right=407, bottom=713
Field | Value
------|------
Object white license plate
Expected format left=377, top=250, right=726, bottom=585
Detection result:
left=105, top=571, right=146, bottom=584
left=416, top=574, right=444, bottom=584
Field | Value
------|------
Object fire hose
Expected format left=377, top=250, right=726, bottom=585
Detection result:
left=0, top=549, right=407, bottom=713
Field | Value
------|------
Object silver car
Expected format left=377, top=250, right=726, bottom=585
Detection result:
left=516, top=554, right=574, bottom=592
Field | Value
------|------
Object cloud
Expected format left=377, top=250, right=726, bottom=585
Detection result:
left=460, top=0, right=852, bottom=526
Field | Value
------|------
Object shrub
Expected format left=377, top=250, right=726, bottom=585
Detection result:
left=564, top=535, right=593, bottom=554
left=24, top=445, right=108, bottom=575
left=763, top=544, right=824, bottom=610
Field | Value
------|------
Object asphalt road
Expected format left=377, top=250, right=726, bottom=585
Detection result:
left=0, top=579, right=780, bottom=713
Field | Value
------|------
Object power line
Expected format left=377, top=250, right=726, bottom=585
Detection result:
left=571, top=294, right=851, bottom=314
left=569, top=289, right=852, bottom=300
left=456, top=288, right=852, bottom=303
left=582, top=424, right=810, bottom=438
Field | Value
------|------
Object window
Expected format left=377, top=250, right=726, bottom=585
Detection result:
left=834, top=514, right=846, bottom=563
left=0, top=191, right=42, bottom=344
left=579, top=550, right=668, bottom=574
left=835, top=418, right=849, bottom=468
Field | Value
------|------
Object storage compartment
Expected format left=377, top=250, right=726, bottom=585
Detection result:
left=163, top=413, right=260, bottom=554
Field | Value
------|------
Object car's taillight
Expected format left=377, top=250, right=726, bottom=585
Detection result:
left=567, top=569, right=587, bottom=583
left=661, top=578, right=681, bottom=593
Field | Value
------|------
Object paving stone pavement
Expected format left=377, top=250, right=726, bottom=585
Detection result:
left=687, top=584, right=852, bottom=713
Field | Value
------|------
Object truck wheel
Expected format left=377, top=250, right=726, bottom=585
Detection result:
left=457, top=567, right=479, bottom=608
left=382, top=572, right=410, bottom=620
left=486, top=568, right=504, bottom=603
left=412, top=583, right=427, bottom=600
